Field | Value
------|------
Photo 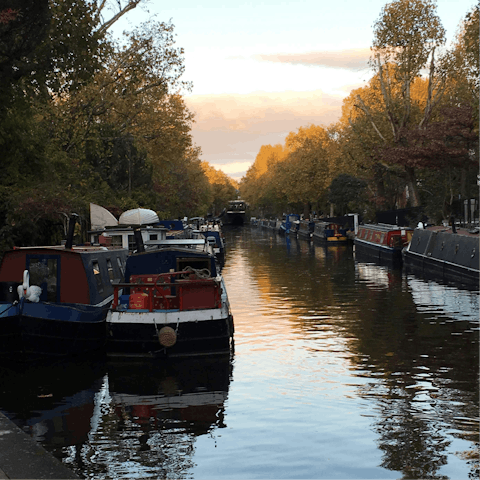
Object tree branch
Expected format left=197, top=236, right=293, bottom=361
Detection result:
left=353, top=95, right=387, bottom=143
left=97, top=0, right=142, bottom=36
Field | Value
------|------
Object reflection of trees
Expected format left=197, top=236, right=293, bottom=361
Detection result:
left=227, top=228, right=479, bottom=478
left=238, top=228, right=356, bottom=319
left=376, top=397, right=449, bottom=479
left=346, top=264, right=479, bottom=479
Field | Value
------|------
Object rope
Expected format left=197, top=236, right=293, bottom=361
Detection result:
left=181, top=266, right=211, bottom=279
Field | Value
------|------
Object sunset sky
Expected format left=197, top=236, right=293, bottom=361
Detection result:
left=110, top=0, right=476, bottom=180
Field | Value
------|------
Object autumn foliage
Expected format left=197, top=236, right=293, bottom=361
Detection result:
left=240, top=0, right=479, bottom=223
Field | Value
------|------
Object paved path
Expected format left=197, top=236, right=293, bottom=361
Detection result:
left=0, top=412, right=79, bottom=479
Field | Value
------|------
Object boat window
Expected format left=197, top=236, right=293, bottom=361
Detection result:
left=106, top=259, right=114, bottom=282
left=116, top=256, right=125, bottom=276
left=92, top=261, right=104, bottom=293
left=110, top=235, right=123, bottom=248
left=149, top=234, right=158, bottom=241
left=128, top=235, right=136, bottom=251
left=28, top=257, right=58, bottom=302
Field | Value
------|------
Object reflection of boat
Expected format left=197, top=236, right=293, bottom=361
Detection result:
left=407, top=276, right=479, bottom=322
left=354, top=224, right=413, bottom=264
left=403, top=226, right=479, bottom=286
left=0, top=360, right=106, bottom=448
left=107, top=356, right=231, bottom=435
left=107, top=235, right=234, bottom=358
left=355, top=262, right=401, bottom=289
left=0, top=216, right=128, bottom=362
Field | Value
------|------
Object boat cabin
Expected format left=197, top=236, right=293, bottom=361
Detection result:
left=356, top=224, right=413, bottom=249
left=0, top=246, right=128, bottom=305
left=89, top=226, right=168, bottom=252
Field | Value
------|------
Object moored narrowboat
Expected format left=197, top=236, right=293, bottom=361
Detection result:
left=0, top=243, right=128, bottom=362
left=297, top=220, right=315, bottom=239
left=312, top=221, right=349, bottom=244
left=106, top=237, right=234, bottom=359
left=354, top=223, right=413, bottom=263
left=403, top=225, right=479, bottom=286
left=279, top=214, right=300, bottom=235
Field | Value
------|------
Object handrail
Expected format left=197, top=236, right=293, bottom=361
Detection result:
left=112, top=271, right=221, bottom=311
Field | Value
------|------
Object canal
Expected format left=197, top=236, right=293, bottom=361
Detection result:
left=0, top=225, right=478, bottom=479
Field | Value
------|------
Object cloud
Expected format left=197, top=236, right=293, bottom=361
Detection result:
left=185, top=90, right=346, bottom=179
left=254, top=48, right=371, bottom=71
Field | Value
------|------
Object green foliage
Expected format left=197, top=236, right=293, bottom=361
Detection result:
left=0, top=2, right=218, bottom=255
left=328, top=174, right=367, bottom=215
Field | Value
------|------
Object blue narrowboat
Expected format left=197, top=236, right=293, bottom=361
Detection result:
left=279, top=214, right=300, bottom=235
left=107, top=236, right=234, bottom=359
left=312, top=221, right=349, bottom=244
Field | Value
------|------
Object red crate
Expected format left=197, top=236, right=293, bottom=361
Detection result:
left=129, top=292, right=151, bottom=310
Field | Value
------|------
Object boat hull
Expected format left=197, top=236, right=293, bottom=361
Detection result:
left=106, top=309, right=234, bottom=358
left=403, top=228, right=479, bottom=286
left=0, top=301, right=109, bottom=362
left=354, top=239, right=403, bottom=264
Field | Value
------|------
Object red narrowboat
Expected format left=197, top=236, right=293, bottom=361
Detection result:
left=354, top=224, right=413, bottom=263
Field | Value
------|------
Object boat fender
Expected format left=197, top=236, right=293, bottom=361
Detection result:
left=158, top=326, right=176, bottom=347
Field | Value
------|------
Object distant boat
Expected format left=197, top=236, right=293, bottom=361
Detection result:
left=0, top=216, right=129, bottom=362
left=279, top=214, right=300, bottom=235
left=312, top=221, right=349, bottom=244
left=220, top=200, right=247, bottom=226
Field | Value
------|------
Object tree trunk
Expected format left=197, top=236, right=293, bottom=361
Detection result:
left=405, top=166, right=420, bottom=207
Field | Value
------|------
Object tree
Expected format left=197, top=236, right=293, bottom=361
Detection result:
left=201, top=162, right=237, bottom=216
left=328, top=174, right=367, bottom=215
left=363, top=0, right=447, bottom=206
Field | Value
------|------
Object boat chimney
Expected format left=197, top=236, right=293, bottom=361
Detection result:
left=133, top=228, right=145, bottom=253
left=65, top=214, right=79, bottom=249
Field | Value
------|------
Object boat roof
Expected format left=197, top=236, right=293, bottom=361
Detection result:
left=10, top=245, right=126, bottom=253
left=361, top=223, right=412, bottom=232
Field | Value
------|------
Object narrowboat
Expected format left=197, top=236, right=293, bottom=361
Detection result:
left=312, top=221, right=349, bottom=244
left=354, top=223, right=413, bottom=263
left=90, top=224, right=169, bottom=252
left=89, top=205, right=170, bottom=252
left=0, top=228, right=128, bottom=362
left=297, top=220, right=315, bottom=239
left=106, top=236, right=234, bottom=358
left=403, top=225, right=479, bottom=287
left=279, top=214, right=300, bottom=235
left=198, top=223, right=226, bottom=267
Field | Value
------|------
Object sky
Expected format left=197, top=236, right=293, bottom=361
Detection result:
left=109, top=0, right=476, bottom=181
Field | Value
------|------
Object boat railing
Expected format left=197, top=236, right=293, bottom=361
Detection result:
left=112, top=271, right=222, bottom=312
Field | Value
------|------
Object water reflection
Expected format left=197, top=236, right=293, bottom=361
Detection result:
left=0, top=227, right=477, bottom=479
left=224, top=227, right=478, bottom=479
left=0, top=355, right=232, bottom=479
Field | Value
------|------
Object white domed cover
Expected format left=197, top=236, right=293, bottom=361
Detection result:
left=119, top=208, right=159, bottom=225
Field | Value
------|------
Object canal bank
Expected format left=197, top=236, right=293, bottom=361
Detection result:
left=0, top=412, right=78, bottom=479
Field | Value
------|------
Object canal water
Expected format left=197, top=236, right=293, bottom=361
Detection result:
left=0, top=226, right=478, bottom=479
